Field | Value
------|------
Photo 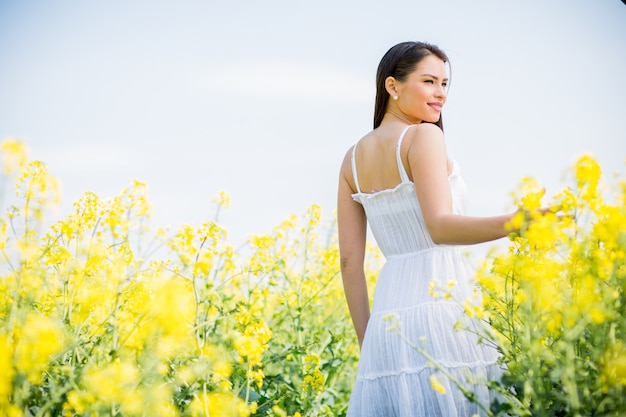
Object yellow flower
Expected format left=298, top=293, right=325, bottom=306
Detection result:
left=589, top=308, right=606, bottom=325
left=602, top=341, right=626, bottom=386
left=304, top=353, right=321, bottom=369
left=428, top=279, right=438, bottom=298
left=150, top=277, right=195, bottom=342
left=429, top=374, right=447, bottom=394
left=234, top=335, right=263, bottom=364
left=306, top=204, right=322, bottom=227
left=81, top=360, right=139, bottom=405
left=200, top=345, right=234, bottom=379
left=301, top=367, right=325, bottom=394
left=571, top=274, right=604, bottom=324
left=505, top=210, right=525, bottom=234
left=248, top=368, right=265, bottom=389
left=0, top=403, right=22, bottom=417
left=189, top=392, right=250, bottom=417
left=0, top=138, right=28, bottom=175
left=213, top=190, right=232, bottom=209
left=14, top=313, right=66, bottom=384
left=541, top=308, right=563, bottom=333
left=12, top=160, right=60, bottom=227
left=575, top=154, right=601, bottom=189
left=64, top=390, right=86, bottom=414
left=463, top=299, right=486, bottom=320
left=0, top=334, right=14, bottom=403
left=250, top=234, right=274, bottom=250
left=510, top=176, right=544, bottom=210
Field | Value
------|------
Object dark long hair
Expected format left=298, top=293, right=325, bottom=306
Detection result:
left=373, top=41, right=449, bottom=129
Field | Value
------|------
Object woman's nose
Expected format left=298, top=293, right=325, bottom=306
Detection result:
left=436, top=84, right=447, bottom=98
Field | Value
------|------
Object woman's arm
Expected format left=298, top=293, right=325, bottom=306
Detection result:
left=406, top=124, right=515, bottom=245
left=337, top=149, right=370, bottom=348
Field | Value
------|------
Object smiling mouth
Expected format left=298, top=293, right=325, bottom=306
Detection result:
left=428, top=103, right=443, bottom=112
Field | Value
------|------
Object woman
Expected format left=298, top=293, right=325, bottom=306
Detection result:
left=337, top=41, right=514, bottom=416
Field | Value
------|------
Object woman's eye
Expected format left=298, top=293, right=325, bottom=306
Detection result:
left=442, top=82, right=448, bottom=88
left=424, top=80, right=434, bottom=84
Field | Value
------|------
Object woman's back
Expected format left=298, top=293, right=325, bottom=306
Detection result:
left=349, top=124, right=453, bottom=194
left=349, top=127, right=406, bottom=194
left=350, top=125, right=467, bottom=256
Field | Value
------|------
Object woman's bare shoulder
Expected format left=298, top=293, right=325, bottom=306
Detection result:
left=401, top=123, right=448, bottom=175
left=339, top=132, right=372, bottom=175
left=403, top=123, right=445, bottom=151
left=406, top=123, right=444, bottom=139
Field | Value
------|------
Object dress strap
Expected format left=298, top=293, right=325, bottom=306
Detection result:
left=350, top=143, right=362, bottom=194
left=395, top=125, right=414, bottom=183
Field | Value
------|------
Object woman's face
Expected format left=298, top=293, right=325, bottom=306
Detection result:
left=395, top=54, right=448, bottom=123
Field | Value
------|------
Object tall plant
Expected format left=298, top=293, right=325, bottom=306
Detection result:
left=473, top=155, right=626, bottom=416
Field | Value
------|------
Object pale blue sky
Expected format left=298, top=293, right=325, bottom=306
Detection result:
left=1, top=0, right=625, bottom=255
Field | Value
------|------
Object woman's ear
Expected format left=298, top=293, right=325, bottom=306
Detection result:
left=385, top=76, right=398, bottom=98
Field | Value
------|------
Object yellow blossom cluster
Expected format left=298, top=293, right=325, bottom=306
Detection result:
left=301, top=354, right=325, bottom=394
left=474, top=154, right=626, bottom=416
left=0, top=139, right=382, bottom=417
left=0, top=139, right=28, bottom=176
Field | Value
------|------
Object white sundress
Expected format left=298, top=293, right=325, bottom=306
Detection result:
left=346, top=125, right=502, bottom=417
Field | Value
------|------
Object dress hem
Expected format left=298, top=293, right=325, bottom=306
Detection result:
left=355, top=358, right=501, bottom=381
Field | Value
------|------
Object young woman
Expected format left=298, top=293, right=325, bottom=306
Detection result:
left=337, top=41, right=514, bottom=416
